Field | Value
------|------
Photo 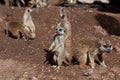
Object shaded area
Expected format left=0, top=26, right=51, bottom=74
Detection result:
left=0, top=0, right=5, bottom=4
left=95, top=14, right=120, bottom=36
left=98, top=6, right=120, bottom=13
left=44, top=49, right=55, bottom=65
left=95, top=0, right=120, bottom=13
left=110, top=0, right=120, bottom=7
left=0, top=0, right=29, bottom=7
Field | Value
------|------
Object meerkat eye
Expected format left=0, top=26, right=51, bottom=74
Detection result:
left=109, top=45, right=112, bottom=47
left=28, top=9, right=30, bottom=12
left=103, top=45, right=107, bottom=48
left=59, top=29, right=63, bottom=31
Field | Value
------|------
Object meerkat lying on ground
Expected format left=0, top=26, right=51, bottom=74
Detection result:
left=77, top=0, right=110, bottom=4
left=74, top=38, right=113, bottom=68
left=5, top=21, right=34, bottom=39
left=56, top=7, right=72, bottom=64
left=22, top=7, right=36, bottom=39
left=49, top=27, right=70, bottom=69
left=67, top=0, right=77, bottom=4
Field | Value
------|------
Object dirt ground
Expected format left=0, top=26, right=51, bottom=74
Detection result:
left=0, top=3, right=120, bottom=80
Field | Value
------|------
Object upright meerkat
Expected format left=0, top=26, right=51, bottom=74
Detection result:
left=49, top=27, right=70, bottom=69
left=22, top=7, right=36, bottom=39
left=75, top=38, right=113, bottom=68
left=56, top=7, right=72, bottom=63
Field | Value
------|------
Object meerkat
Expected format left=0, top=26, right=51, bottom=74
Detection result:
left=22, top=7, right=36, bottom=38
left=4, top=0, right=25, bottom=7
left=67, top=0, right=77, bottom=4
left=75, top=38, right=113, bottom=68
left=56, top=7, right=72, bottom=63
left=77, top=0, right=110, bottom=4
left=4, top=0, right=14, bottom=6
left=49, top=27, right=70, bottom=69
left=29, top=0, right=47, bottom=7
left=4, top=21, right=35, bottom=39
left=2, top=7, right=36, bottom=39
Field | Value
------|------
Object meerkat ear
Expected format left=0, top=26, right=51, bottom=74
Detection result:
left=60, top=7, right=65, bottom=18
left=99, top=40, right=105, bottom=45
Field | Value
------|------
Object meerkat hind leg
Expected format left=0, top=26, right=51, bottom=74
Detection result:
left=65, top=50, right=72, bottom=64
left=57, top=55, right=64, bottom=69
left=88, top=53, right=95, bottom=68
left=53, top=53, right=58, bottom=64
left=79, top=51, right=88, bottom=69
left=52, top=54, right=58, bottom=68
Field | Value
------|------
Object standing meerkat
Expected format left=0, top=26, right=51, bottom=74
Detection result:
left=75, top=38, right=113, bottom=68
left=56, top=7, right=72, bottom=63
left=22, top=7, right=36, bottom=39
left=49, top=27, right=70, bottom=69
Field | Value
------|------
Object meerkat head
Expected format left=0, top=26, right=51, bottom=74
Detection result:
left=60, top=7, right=67, bottom=19
left=99, top=40, right=113, bottom=53
left=26, top=7, right=33, bottom=13
left=56, top=27, right=65, bottom=35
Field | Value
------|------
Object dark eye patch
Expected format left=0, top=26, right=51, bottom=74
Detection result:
left=109, top=45, right=112, bottom=48
left=28, top=9, right=30, bottom=12
left=103, top=45, right=108, bottom=48
left=59, top=29, right=63, bottom=31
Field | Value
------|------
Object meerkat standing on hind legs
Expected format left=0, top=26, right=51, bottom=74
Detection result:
left=22, top=6, right=36, bottom=39
left=74, top=38, right=113, bottom=69
left=49, top=27, right=70, bottom=69
left=56, top=7, right=72, bottom=64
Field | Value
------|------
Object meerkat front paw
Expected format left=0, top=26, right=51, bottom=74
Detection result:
left=90, top=63, right=95, bottom=69
left=100, top=62, right=107, bottom=67
left=49, top=46, right=53, bottom=51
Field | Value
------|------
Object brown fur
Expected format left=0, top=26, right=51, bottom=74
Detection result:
left=56, top=7, right=72, bottom=64
left=5, top=21, right=34, bottom=39
left=4, top=0, right=25, bottom=7
left=49, top=27, right=69, bottom=69
left=29, top=0, right=47, bottom=7
left=74, top=38, right=113, bottom=68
